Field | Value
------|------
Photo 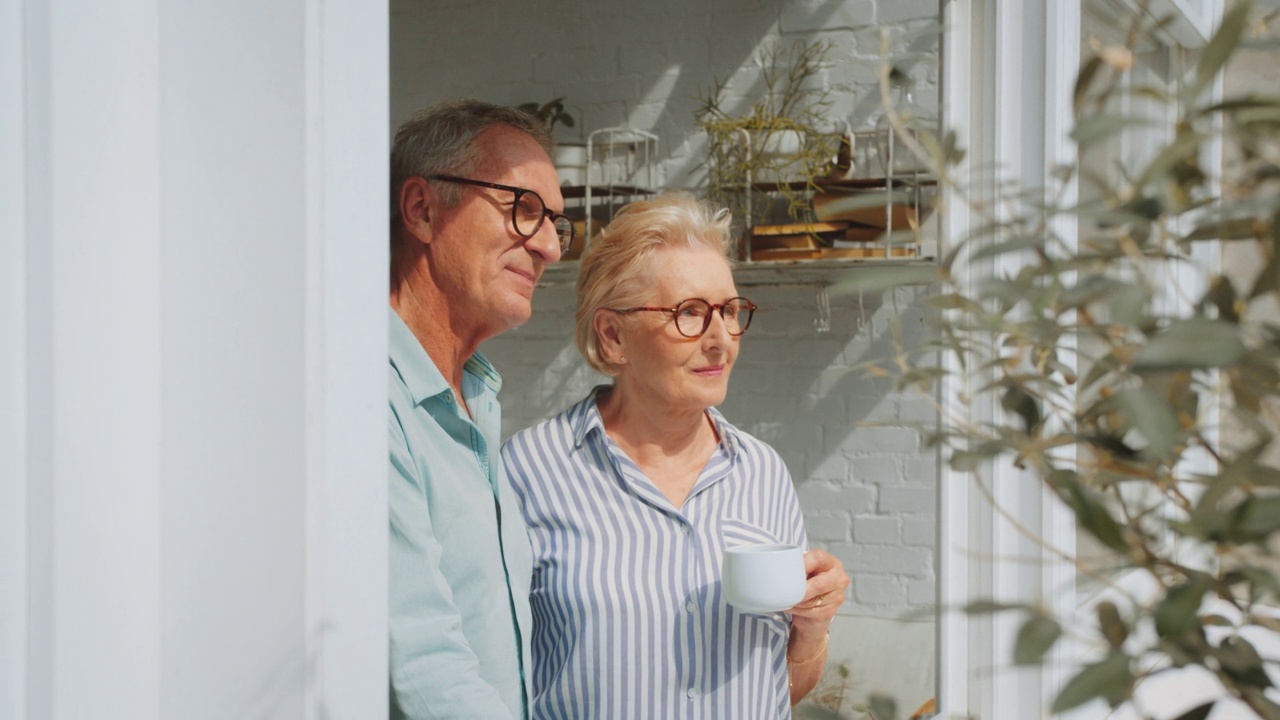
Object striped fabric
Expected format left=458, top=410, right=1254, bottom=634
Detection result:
left=502, top=388, right=807, bottom=720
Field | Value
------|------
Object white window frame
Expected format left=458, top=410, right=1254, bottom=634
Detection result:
left=936, top=1, right=1221, bottom=717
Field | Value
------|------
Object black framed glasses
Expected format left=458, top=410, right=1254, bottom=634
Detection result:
left=428, top=174, right=574, bottom=253
left=607, top=297, right=757, bottom=338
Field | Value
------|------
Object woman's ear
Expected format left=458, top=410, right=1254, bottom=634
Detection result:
left=398, top=176, right=434, bottom=245
left=594, top=309, right=625, bottom=364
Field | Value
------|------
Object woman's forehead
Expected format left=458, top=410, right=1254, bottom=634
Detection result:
left=642, top=246, right=736, bottom=297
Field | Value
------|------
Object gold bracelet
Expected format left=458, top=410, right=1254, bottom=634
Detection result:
left=786, top=631, right=829, bottom=667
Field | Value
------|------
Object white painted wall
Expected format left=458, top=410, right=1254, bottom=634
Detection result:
left=393, top=0, right=943, bottom=712
left=1, top=0, right=30, bottom=716
left=482, top=277, right=939, bottom=712
left=5, top=1, right=388, bottom=718
left=390, top=0, right=941, bottom=189
left=485, top=281, right=938, bottom=618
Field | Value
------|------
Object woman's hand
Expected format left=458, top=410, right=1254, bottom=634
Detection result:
left=788, top=549, right=849, bottom=627
left=785, top=549, right=849, bottom=704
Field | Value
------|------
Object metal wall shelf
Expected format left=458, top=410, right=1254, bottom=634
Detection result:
left=537, top=254, right=937, bottom=289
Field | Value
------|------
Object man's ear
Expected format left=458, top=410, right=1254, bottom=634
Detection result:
left=398, top=176, right=434, bottom=245
left=594, top=309, right=625, bottom=363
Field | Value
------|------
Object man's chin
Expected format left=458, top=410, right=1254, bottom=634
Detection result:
left=494, top=302, right=534, bottom=333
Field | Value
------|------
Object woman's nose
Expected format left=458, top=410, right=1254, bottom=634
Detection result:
left=702, top=309, right=732, bottom=342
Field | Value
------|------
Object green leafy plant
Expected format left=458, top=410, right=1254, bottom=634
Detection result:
left=695, top=40, right=842, bottom=232
left=518, top=96, right=576, bottom=133
left=794, top=663, right=857, bottom=719
left=843, top=2, right=1280, bottom=717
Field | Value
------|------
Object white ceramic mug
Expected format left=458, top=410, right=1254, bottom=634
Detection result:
left=721, top=543, right=806, bottom=613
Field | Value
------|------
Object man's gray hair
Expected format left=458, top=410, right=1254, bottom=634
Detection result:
left=390, top=98, right=553, bottom=219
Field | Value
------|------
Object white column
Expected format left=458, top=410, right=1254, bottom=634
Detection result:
left=937, top=0, right=1079, bottom=717
left=303, top=0, right=390, bottom=716
left=1, top=0, right=31, bottom=716
left=8, top=0, right=387, bottom=718
left=936, top=0, right=979, bottom=714
left=45, top=1, right=165, bottom=717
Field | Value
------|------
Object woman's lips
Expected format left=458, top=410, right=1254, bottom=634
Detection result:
left=693, top=364, right=725, bottom=377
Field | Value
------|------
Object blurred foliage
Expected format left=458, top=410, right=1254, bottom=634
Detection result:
left=840, top=1, right=1280, bottom=717
left=794, top=663, right=860, bottom=720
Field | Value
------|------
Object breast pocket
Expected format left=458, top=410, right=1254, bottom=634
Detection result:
left=721, top=517, right=784, bottom=548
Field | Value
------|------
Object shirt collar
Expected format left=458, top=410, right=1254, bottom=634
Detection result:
left=571, top=385, right=741, bottom=460
left=705, top=405, right=742, bottom=459
left=569, top=386, right=608, bottom=448
left=388, top=307, right=502, bottom=405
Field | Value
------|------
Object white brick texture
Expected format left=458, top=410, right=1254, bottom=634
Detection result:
left=484, top=283, right=938, bottom=619
left=390, top=0, right=940, bottom=184
left=395, top=0, right=940, bottom=622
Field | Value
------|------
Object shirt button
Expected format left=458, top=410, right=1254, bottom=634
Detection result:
left=685, top=601, right=696, bottom=613
left=680, top=525, right=690, bottom=534
left=686, top=688, right=696, bottom=699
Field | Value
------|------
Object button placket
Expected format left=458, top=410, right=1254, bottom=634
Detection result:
left=678, top=510, right=706, bottom=711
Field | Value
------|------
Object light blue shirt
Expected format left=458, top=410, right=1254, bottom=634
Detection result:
left=502, top=388, right=807, bottom=720
left=388, top=308, right=533, bottom=720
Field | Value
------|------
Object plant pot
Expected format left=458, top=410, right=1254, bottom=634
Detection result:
left=554, top=143, right=587, bottom=186
left=755, top=129, right=806, bottom=159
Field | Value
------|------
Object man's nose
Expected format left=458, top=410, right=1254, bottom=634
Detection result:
left=526, top=216, right=563, bottom=262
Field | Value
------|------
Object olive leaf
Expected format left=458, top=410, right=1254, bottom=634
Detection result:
left=868, top=693, right=898, bottom=720
left=1192, top=1, right=1251, bottom=96
left=1112, top=386, right=1179, bottom=459
left=1171, top=702, right=1216, bottom=720
left=1072, top=115, right=1151, bottom=145
left=1156, top=579, right=1207, bottom=640
left=1051, top=653, right=1133, bottom=713
left=1132, top=319, right=1246, bottom=370
left=1014, top=615, right=1062, bottom=665
left=1097, top=601, right=1129, bottom=650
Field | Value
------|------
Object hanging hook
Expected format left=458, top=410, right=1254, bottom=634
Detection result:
left=813, top=285, right=831, bottom=333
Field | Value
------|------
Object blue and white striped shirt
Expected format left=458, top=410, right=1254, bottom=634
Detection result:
left=502, top=388, right=807, bottom=720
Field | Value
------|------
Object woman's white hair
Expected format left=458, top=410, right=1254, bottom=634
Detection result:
left=574, top=191, right=735, bottom=376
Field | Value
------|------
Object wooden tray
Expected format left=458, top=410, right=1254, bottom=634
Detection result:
left=813, top=194, right=919, bottom=229
left=749, top=221, right=850, bottom=236
left=748, top=246, right=917, bottom=261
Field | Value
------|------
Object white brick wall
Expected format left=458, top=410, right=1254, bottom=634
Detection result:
left=393, top=0, right=940, bottom=707
left=390, top=0, right=941, bottom=189
left=482, top=283, right=938, bottom=622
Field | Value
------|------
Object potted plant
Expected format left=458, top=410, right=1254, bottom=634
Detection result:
left=517, top=97, right=587, bottom=186
left=695, top=40, right=844, bottom=234
left=517, top=96, right=576, bottom=134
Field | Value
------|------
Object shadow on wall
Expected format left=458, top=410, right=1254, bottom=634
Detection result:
left=484, top=280, right=939, bottom=618
left=480, top=284, right=608, bottom=439
left=483, top=280, right=937, bottom=493
left=389, top=0, right=936, bottom=187
left=720, top=285, right=935, bottom=479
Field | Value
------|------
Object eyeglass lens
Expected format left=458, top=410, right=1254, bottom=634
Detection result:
left=512, top=191, right=574, bottom=253
left=673, top=298, right=754, bottom=337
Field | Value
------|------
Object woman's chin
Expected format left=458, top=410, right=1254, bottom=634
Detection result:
left=685, top=386, right=728, bottom=410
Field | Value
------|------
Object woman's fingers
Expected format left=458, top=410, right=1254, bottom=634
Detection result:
left=792, top=549, right=851, bottom=618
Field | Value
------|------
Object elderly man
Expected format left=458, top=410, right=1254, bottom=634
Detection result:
left=387, top=99, right=569, bottom=719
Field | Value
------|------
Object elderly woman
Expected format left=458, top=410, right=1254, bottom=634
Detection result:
left=502, top=192, right=850, bottom=719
